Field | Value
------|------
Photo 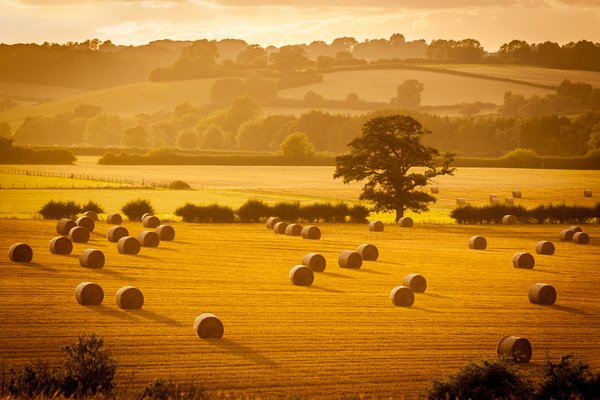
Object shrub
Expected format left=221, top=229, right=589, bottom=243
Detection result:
left=272, top=201, right=301, bottom=221
left=348, top=204, right=371, bottom=223
left=7, top=360, right=59, bottom=397
left=174, top=203, right=235, bottom=223
left=80, top=200, right=104, bottom=214
left=537, top=354, right=600, bottom=400
left=174, top=203, right=198, bottom=222
left=450, top=203, right=599, bottom=224
left=237, top=199, right=272, bottom=222
left=39, top=200, right=82, bottom=219
left=141, top=378, right=176, bottom=400
left=169, top=180, right=192, bottom=190
left=122, top=199, right=155, bottom=221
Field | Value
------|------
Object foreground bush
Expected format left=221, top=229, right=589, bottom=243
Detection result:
left=122, top=198, right=155, bottom=221
left=537, top=354, right=600, bottom=400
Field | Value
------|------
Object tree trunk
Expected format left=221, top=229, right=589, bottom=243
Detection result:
left=395, top=208, right=404, bottom=223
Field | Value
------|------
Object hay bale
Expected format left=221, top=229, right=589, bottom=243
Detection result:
left=76, top=216, right=95, bottom=232
left=285, top=223, right=302, bottom=236
left=194, top=313, right=224, bottom=339
left=431, top=186, right=439, bottom=194
left=106, top=213, right=122, bottom=225
left=137, top=231, right=160, bottom=247
left=402, top=274, right=427, bottom=293
left=289, top=265, right=314, bottom=286
left=390, top=286, right=415, bottom=307
left=79, top=249, right=105, bottom=269
left=142, top=215, right=161, bottom=229
left=56, top=218, right=76, bottom=235
left=75, top=282, right=104, bottom=305
left=512, top=190, right=522, bottom=198
left=569, top=226, right=583, bottom=233
left=502, top=214, right=517, bottom=225
left=266, top=216, right=281, bottom=229
left=8, top=243, right=33, bottom=262
left=489, top=194, right=498, bottom=201
left=505, top=197, right=514, bottom=205
left=559, top=229, right=574, bottom=242
left=117, top=236, right=141, bottom=255
left=356, top=243, right=379, bottom=261
left=49, top=236, right=73, bottom=255
left=528, top=283, right=556, bottom=305
left=456, top=198, right=466, bottom=206
left=512, top=252, right=535, bottom=269
left=468, top=236, right=487, bottom=250
left=338, top=250, right=362, bottom=269
left=69, top=226, right=90, bottom=243
left=301, top=225, right=321, bottom=240
left=398, top=217, right=413, bottom=227
left=83, top=211, right=98, bottom=221
left=106, top=226, right=129, bottom=243
left=573, top=232, right=590, bottom=245
left=584, top=189, right=592, bottom=197
left=490, top=198, right=500, bottom=205
left=116, top=286, right=144, bottom=309
left=368, top=220, right=384, bottom=232
left=273, top=222, right=288, bottom=235
left=141, top=212, right=154, bottom=221
left=535, top=240, right=555, bottom=255
left=496, top=335, right=532, bottom=363
left=301, top=253, right=326, bottom=272
left=156, top=225, right=175, bottom=241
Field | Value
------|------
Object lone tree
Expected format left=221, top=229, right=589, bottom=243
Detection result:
left=334, top=115, right=454, bottom=222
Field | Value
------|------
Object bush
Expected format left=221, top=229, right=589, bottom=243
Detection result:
left=80, top=200, right=104, bottom=214
left=537, top=354, right=600, bottom=400
left=122, top=199, right=155, bottom=221
left=451, top=203, right=599, bottom=224
left=237, top=199, right=272, bottom=222
left=140, top=377, right=206, bottom=400
left=8, top=360, right=59, bottom=397
left=272, top=201, right=301, bottom=221
left=39, top=200, right=82, bottom=219
left=174, top=203, right=235, bottom=223
left=169, top=180, right=192, bottom=190
left=348, top=204, right=371, bottom=223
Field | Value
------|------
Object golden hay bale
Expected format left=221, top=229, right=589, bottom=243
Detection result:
left=398, top=217, right=413, bottom=227
left=49, top=236, right=73, bottom=255
left=69, top=226, right=90, bottom=243
left=273, top=221, right=288, bottom=235
left=76, top=216, right=95, bottom=232
left=368, top=220, right=384, bottom=232
left=528, top=283, right=556, bottom=305
left=265, top=216, right=281, bottom=230
left=402, top=274, right=427, bottom=293
left=156, top=224, right=175, bottom=241
left=75, top=282, right=104, bottom=305
left=489, top=194, right=498, bottom=201
left=137, top=231, right=160, bottom=247
left=116, top=286, right=144, bottom=309
left=569, top=225, right=583, bottom=233
left=142, top=215, right=161, bottom=229
left=535, top=240, right=555, bottom=255
left=117, top=236, right=141, bottom=255
left=390, top=286, right=415, bottom=307
left=83, top=211, right=98, bottom=221
left=106, top=213, right=122, bottom=225
left=141, top=212, right=154, bottom=221
left=56, top=218, right=76, bottom=235
left=194, top=313, right=224, bottom=339
left=338, top=250, right=362, bottom=269
left=573, top=232, right=590, bottom=245
left=512, top=190, right=522, bottom=198
left=502, top=214, right=517, bottom=225
left=356, top=243, right=379, bottom=261
left=505, top=197, right=514, bottom=205
left=301, top=253, right=326, bottom=272
left=289, top=265, right=314, bottom=286
left=79, top=249, right=105, bottom=269
left=285, top=223, right=303, bottom=236
left=468, top=236, right=487, bottom=250
left=456, top=198, right=466, bottom=206
left=106, top=226, right=129, bottom=243
left=490, top=198, right=500, bottom=205
left=301, top=225, right=321, bottom=240
left=430, top=186, right=439, bottom=194
left=559, top=229, right=574, bottom=242
left=512, top=252, right=535, bottom=269
left=496, top=335, right=532, bottom=363
left=9, top=243, right=33, bottom=262
left=584, top=189, right=592, bottom=197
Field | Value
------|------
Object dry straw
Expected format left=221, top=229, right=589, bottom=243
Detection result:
left=75, top=282, right=104, bottom=305
left=535, top=240, right=555, bottom=255
left=9, top=243, right=33, bottom=262
left=273, top=222, right=288, bottom=235
left=69, top=226, right=90, bottom=243
left=368, top=220, right=384, bottom=232
left=584, top=189, right=592, bottom=197
left=528, top=283, right=556, bottom=305
left=468, top=236, right=487, bottom=250
left=456, top=198, right=466, bottom=206
left=156, top=225, right=175, bottom=241
left=49, top=236, right=73, bottom=255
left=502, top=215, right=517, bottom=225
left=512, top=252, right=535, bottom=269
left=76, top=216, right=95, bottom=232
left=390, top=286, right=415, bottom=307
left=106, top=226, right=129, bottom=243
left=79, top=249, right=105, bottom=269
left=106, top=213, right=123, bottom=225
left=512, top=190, right=522, bottom=198
left=402, top=274, right=427, bottom=293
left=137, top=231, right=160, bottom=247
left=289, top=265, right=315, bottom=286
left=573, top=232, right=590, bottom=244
left=117, top=236, right=141, bottom=255
left=430, top=186, right=439, bottom=194
left=301, top=225, right=321, bottom=240
left=496, top=335, right=532, bottom=363
left=194, top=313, right=224, bottom=339
left=559, top=229, right=574, bottom=242
left=301, top=253, right=326, bottom=272
left=116, top=286, right=144, bottom=309
left=265, top=217, right=281, bottom=230
left=398, top=217, right=413, bottom=227
left=142, top=215, right=161, bottom=228
left=338, top=250, right=362, bottom=269
left=285, top=223, right=303, bottom=236
left=83, top=211, right=98, bottom=221
left=56, top=218, right=76, bottom=235
left=356, top=243, right=379, bottom=261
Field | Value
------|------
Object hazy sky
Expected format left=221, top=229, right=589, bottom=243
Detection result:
left=1, top=0, right=599, bottom=51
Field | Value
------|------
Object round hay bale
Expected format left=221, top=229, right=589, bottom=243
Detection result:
left=356, top=243, right=379, bottom=261
left=9, top=243, right=33, bottom=262
left=75, top=282, right=104, bottom=305
left=83, top=211, right=98, bottom=221
left=489, top=194, right=498, bottom=201
left=273, top=222, right=288, bottom=235
left=512, top=190, right=522, bottom=198
left=301, top=225, right=321, bottom=240
left=496, top=335, right=532, bottom=363
left=528, top=283, right=556, bottom=305
left=69, top=226, right=90, bottom=243
left=142, top=215, right=161, bottom=229
left=79, top=249, right=105, bottom=269
left=137, top=231, right=160, bottom=247
left=368, top=220, right=384, bottom=232
left=430, top=186, right=439, bottom=194
left=584, top=189, right=592, bottom=197
left=535, top=240, right=555, bottom=255
left=56, top=218, right=76, bottom=235
left=106, top=226, right=129, bottom=243
left=49, top=236, right=73, bottom=255
left=402, top=274, right=427, bottom=293
left=390, top=286, right=415, bottom=307
left=194, top=313, right=224, bottom=339
left=265, top=216, right=281, bottom=229
left=505, top=197, right=514, bottom=205
left=301, top=253, right=326, bottom=272
left=76, top=216, right=95, bottom=232
left=116, top=286, right=144, bottom=309
left=156, top=224, right=175, bottom=241
left=456, top=198, right=466, bottom=206
left=573, top=232, right=590, bottom=245
left=468, top=236, right=487, bottom=250
left=512, top=252, right=535, bottom=269
left=289, top=265, right=314, bottom=286
left=490, top=197, right=500, bottom=205
left=117, top=236, right=141, bottom=255
left=398, top=217, right=413, bottom=227
left=141, top=212, right=154, bottom=221
left=338, top=250, right=362, bottom=269
left=285, top=223, right=302, bottom=236
left=502, top=214, right=517, bottom=225
left=569, top=226, right=583, bottom=233
left=559, top=229, right=574, bottom=242
left=106, top=213, right=122, bottom=225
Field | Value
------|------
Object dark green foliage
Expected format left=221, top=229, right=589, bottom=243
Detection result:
left=169, top=180, right=192, bottom=190
left=39, top=200, right=82, bottom=219
left=237, top=199, right=271, bottom=222
left=174, top=203, right=235, bottom=223
left=121, top=199, right=155, bottom=221
left=80, top=200, right=104, bottom=214
left=537, top=354, right=600, bottom=400
left=451, top=203, right=600, bottom=224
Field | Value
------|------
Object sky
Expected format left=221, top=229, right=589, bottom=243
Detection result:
left=1, top=0, right=599, bottom=51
